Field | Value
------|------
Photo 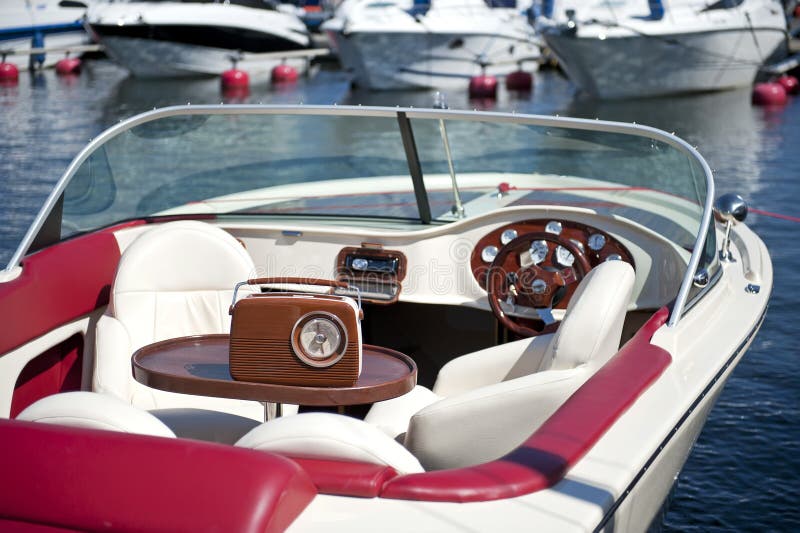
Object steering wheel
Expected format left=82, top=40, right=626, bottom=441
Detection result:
left=486, top=232, right=591, bottom=337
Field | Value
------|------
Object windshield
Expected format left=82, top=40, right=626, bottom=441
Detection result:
left=61, top=107, right=710, bottom=254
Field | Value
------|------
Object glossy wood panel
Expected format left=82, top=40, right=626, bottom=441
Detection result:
left=133, top=335, right=416, bottom=406
left=230, top=295, right=360, bottom=386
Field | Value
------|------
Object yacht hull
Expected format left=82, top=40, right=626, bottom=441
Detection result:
left=95, top=35, right=309, bottom=79
left=545, top=28, right=786, bottom=99
left=329, top=30, right=539, bottom=90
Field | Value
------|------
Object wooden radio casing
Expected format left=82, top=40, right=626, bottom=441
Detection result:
left=230, top=291, right=362, bottom=387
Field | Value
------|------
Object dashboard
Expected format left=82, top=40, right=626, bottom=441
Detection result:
left=112, top=207, right=687, bottom=314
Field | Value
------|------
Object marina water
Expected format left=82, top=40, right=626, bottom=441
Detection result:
left=0, top=61, right=798, bottom=531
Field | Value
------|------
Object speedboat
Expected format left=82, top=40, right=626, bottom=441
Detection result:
left=0, top=0, right=90, bottom=70
left=537, top=0, right=788, bottom=99
left=0, top=105, right=771, bottom=531
left=85, top=0, right=312, bottom=78
left=322, top=0, right=541, bottom=89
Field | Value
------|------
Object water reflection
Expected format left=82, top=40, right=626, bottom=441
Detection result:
left=565, top=89, right=766, bottom=199
left=101, top=66, right=354, bottom=125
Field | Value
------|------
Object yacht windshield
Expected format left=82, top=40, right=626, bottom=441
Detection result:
left=61, top=107, right=710, bottom=253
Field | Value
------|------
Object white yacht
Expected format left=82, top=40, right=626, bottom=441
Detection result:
left=323, top=0, right=541, bottom=90
left=85, top=0, right=312, bottom=78
left=537, top=0, right=788, bottom=99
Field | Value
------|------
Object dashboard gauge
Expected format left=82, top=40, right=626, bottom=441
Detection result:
left=500, top=228, right=518, bottom=245
left=588, top=233, right=607, bottom=251
left=481, top=245, right=499, bottom=263
left=529, top=240, right=549, bottom=265
left=605, top=253, right=622, bottom=262
left=555, top=245, right=575, bottom=267
left=531, top=279, right=547, bottom=294
left=545, top=221, right=563, bottom=235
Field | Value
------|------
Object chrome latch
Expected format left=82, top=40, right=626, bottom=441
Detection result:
left=745, top=284, right=760, bottom=294
left=693, top=268, right=709, bottom=288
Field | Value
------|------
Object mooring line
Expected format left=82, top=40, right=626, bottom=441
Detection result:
left=750, top=207, right=800, bottom=223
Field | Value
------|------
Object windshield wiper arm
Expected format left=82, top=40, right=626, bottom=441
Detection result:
left=438, top=116, right=465, bottom=219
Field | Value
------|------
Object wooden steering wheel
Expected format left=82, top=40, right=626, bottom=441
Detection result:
left=486, top=232, right=591, bottom=337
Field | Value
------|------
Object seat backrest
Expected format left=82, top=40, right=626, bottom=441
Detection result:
left=110, top=220, right=256, bottom=345
left=404, top=261, right=636, bottom=470
left=93, top=221, right=262, bottom=418
left=16, top=391, right=176, bottom=438
left=539, top=260, right=636, bottom=371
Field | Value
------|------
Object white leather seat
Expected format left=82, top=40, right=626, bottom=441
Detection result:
left=93, top=221, right=265, bottom=441
left=236, top=412, right=424, bottom=474
left=366, top=260, right=636, bottom=470
left=16, top=391, right=176, bottom=438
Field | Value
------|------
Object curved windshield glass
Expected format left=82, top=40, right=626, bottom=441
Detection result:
left=61, top=108, right=711, bottom=257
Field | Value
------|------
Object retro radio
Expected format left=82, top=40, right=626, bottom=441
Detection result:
left=229, top=277, right=362, bottom=387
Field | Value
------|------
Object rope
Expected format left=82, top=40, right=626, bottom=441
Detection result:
left=750, top=207, right=800, bottom=223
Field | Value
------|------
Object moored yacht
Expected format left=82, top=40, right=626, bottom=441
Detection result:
left=323, top=0, right=541, bottom=89
left=0, top=105, right=771, bottom=531
left=537, top=0, right=788, bottom=99
left=86, top=0, right=312, bottom=78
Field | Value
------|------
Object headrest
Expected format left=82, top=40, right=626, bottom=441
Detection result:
left=236, top=412, right=425, bottom=474
left=16, top=391, right=176, bottom=438
left=545, top=260, right=635, bottom=370
left=113, top=221, right=255, bottom=295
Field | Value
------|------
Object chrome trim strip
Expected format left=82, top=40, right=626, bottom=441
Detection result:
left=3, top=105, right=715, bottom=327
left=593, top=308, right=767, bottom=532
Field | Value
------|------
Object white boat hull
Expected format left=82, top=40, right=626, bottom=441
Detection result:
left=329, top=30, right=539, bottom=90
left=546, top=28, right=787, bottom=99
left=99, top=36, right=309, bottom=79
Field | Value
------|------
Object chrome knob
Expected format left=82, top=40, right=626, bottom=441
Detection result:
left=714, top=193, right=747, bottom=224
left=693, top=268, right=709, bottom=288
left=714, top=193, right=747, bottom=263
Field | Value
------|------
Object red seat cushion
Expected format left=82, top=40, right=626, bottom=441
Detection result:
left=0, top=419, right=316, bottom=532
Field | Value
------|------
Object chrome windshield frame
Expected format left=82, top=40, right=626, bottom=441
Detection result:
left=3, top=104, right=714, bottom=327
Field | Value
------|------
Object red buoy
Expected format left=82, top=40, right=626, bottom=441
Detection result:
left=777, top=74, right=799, bottom=95
left=506, top=70, right=533, bottom=91
left=752, top=82, right=787, bottom=106
left=0, top=62, right=19, bottom=85
left=221, top=68, right=250, bottom=90
left=271, top=64, right=298, bottom=84
left=55, top=56, right=81, bottom=76
left=469, top=75, right=498, bottom=99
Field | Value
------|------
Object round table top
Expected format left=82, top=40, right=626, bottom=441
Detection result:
left=132, top=334, right=417, bottom=406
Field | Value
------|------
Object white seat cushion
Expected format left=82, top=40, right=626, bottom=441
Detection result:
left=16, top=391, right=176, bottom=438
left=384, top=261, right=636, bottom=470
left=93, top=221, right=263, bottom=422
left=364, top=385, right=442, bottom=439
left=236, top=412, right=424, bottom=474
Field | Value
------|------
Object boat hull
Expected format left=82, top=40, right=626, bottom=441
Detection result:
left=329, top=30, right=539, bottom=90
left=94, top=35, right=309, bottom=79
left=545, top=28, right=787, bottom=99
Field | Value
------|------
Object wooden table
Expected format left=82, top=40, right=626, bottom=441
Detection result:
left=132, top=335, right=417, bottom=413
